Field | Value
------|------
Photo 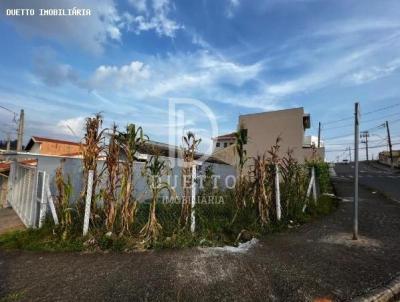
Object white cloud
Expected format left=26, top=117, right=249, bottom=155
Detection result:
left=146, top=51, right=263, bottom=97
left=314, top=19, right=400, bottom=37
left=125, top=0, right=182, bottom=37
left=57, top=116, right=86, bottom=138
left=263, top=34, right=400, bottom=97
left=32, top=49, right=274, bottom=110
left=33, top=48, right=82, bottom=87
left=89, top=61, right=150, bottom=89
left=128, top=0, right=147, bottom=12
left=80, top=50, right=264, bottom=100
left=0, top=0, right=122, bottom=54
left=226, top=0, right=240, bottom=18
left=346, top=59, right=400, bottom=85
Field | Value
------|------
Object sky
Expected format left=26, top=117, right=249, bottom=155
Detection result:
left=0, top=0, right=399, bottom=161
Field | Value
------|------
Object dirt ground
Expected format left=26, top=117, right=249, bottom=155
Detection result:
left=1, top=178, right=400, bottom=301
left=0, top=208, right=25, bottom=236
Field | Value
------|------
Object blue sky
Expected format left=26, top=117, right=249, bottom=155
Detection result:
left=0, top=0, right=399, bottom=161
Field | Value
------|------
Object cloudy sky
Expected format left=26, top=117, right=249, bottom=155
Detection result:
left=0, top=0, right=399, bottom=160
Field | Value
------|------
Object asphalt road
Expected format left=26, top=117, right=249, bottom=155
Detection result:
left=2, top=179, right=400, bottom=301
left=333, top=161, right=400, bottom=202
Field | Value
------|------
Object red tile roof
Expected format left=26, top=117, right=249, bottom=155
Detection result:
left=25, top=136, right=81, bottom=151
left=0, top=159, right=37, bottom=172
left=31, top=136, right=81, bottom=146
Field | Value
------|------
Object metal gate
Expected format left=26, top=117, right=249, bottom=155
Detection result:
left=8, top=161, right=38, bottom=228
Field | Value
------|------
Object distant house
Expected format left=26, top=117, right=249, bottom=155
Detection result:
left=212, top=107, right=325, bottom=169
left=25, top=136, right=81, bottom=156
left=379, top=150, right=400, bottom=168
left=137, top=140, right=229, bottom=164
left=212, top=133, right=236, bottom=151
left=303, top=135, right=324, bottom=148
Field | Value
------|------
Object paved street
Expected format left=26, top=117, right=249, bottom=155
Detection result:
left=333, top=162, right=400, bottom=202
left=2, top=178, right=400, bottom=301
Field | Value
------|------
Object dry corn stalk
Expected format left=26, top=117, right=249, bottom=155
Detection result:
left=103, top=124, right=120, bottom=232
left=141, top=155, right=170, bottom=244
left=250, top=154, right=272, bottom=225
left=117, top=124, right=148, bottom=236
left=80, top=113, right=106, bottom=219
left=180, top=132, right=201, bottom=228
left=55, top=163, right=73, bottom=240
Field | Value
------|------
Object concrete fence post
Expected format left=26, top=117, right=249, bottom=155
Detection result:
left=46, top=176, right=59, bottom=225
left=312, top=167, right=317, bottom=203
left=303, top=166, right=316, bottom=212
left=38, top=171, right=47, bottom=228
left=6, top=159, right=17, bottom=208
left=190, top=164, right=196, bottom=233
left=83, top=170, right=94, bottom=236
left=275, top=164, right=281, bottom=221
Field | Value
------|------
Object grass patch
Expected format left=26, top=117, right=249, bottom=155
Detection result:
left=0, top=195, right=338, bottom=252
left=0, top=223, right=83, bottom=252
left=0, top=291, right=25, bottom=302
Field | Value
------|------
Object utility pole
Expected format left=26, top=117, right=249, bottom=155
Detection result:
left=385, top=121, right=393, bottom=169
left=353, top=102, right=360, bottom=240
left=16, top=109, right=24, bottom=152
left=348, top=146, right=352, bottom=162
left=318, top=122, right=321, bottom=148
left=6, top=134, right=10, bottom=151
left=360, top=131, right=369, bottom=162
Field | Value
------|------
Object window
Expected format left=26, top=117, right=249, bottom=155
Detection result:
left=243, top=129, right=248, bottom=144
left=216, top=142, right=220, bottom=147
left=224, top=142, right=228, bottom=148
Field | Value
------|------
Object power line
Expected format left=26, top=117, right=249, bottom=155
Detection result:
left=322, top=102, right=400, bottom=125
left=324, top=138, right=386, bottom=146
left=0, top=105, right=17, bottom=115
left=362, top=103, right=400, bottom=116
left=324, top=116, right=400, bottom=140
left=323, top=111, right=400, bottom=131
left=325, top=142, right=400, bottom=153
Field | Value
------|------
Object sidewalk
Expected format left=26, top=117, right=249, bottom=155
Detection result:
left=1, top=179, right=400, bottom=301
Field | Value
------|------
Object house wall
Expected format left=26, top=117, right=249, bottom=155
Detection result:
left=211, top=144, right=237, bottom=167
left=302, top=147, right=325, bottom=162
left=379, top=151, right=400, bottom=167
left=213, top=138, right=235, bottom=151
left=34, top=155, right=235, bottom=204
left=240, top=108, right=306, bottom=165
left=240, top=108, right=325, bottom=169
left=29, top=143, right=41, bottom=154
left=37, top=142, right=81, bottom=156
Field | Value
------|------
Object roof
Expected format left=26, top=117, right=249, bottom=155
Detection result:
left=239, top=107, right=304, bottom=118
left=137, top=140, right=230, bottom=165
left=0, top=159, right=37, bottom=173
left=25, top=136, right=81, bottom=151
left=212, top=132, right=236, bottom=141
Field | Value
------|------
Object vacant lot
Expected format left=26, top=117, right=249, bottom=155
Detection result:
left=1, top=178, right=400, bottom=301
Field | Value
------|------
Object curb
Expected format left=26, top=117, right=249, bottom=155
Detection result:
left=352, top=276, right=400, bottom=302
